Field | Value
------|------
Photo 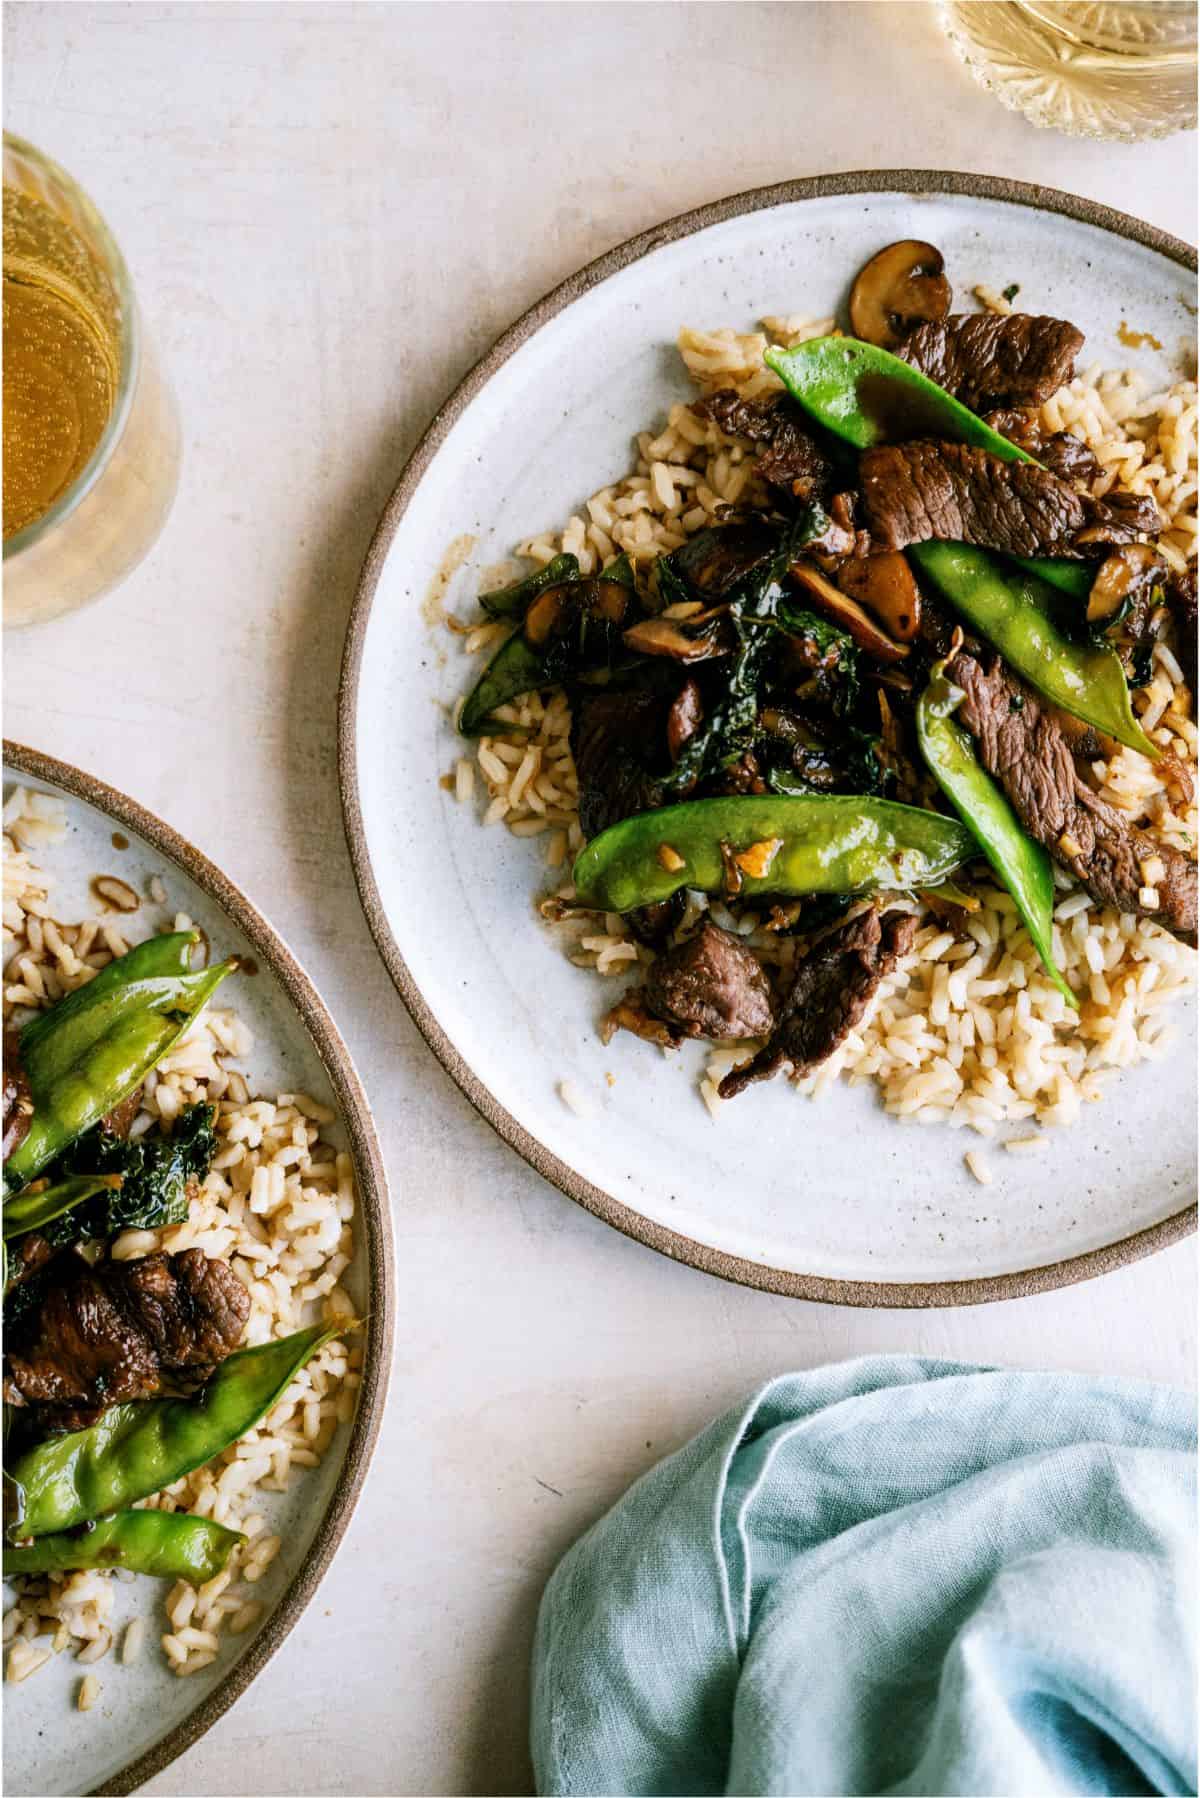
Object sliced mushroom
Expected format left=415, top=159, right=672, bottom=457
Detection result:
left=1086, top=542, right=1163, bottom=626
left=668, top=519, right=780, bottom=599
left=834, top=552, right=922, bottom=641
left=524, top=577, right=629, bottom=648
left=788, top=562, right=910, bottom=665
left=623, top=614, right=732, bottom=662
left=848, top=240, right=952, bottom=351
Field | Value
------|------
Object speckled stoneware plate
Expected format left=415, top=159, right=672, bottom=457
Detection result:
left=340, top=171, right=1196, bottom=1307
left=3, top=743, right=394, bottom=1798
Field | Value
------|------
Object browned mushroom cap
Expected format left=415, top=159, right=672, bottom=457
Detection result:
left=789, top=562, right=910, bottom=665
left=1086, top=543, right=1163, bottom=626
left=834, top=552, right=923, bottom=642
left=523, top=578, right=630, bottom=647
left=848, top=241, right=952, bottom=350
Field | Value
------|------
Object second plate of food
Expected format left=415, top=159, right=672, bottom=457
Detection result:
left=340, top=171, right=1196, bottom=1304
left=3, top=743, right=393, bottom=1796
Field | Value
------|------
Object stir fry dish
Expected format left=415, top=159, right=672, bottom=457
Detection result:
left=452, top=241, right=1197, bottom=1115
left=2, top=924, right=348, bottom=1595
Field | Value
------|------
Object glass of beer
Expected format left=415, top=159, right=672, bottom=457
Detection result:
left=3, top=133, right=181, bottom=628
left=936, top=1, right=1198, bottom=141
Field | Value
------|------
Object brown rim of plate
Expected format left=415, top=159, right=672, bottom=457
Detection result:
left=338, top=168, right=1197, bottom=1310
left=2, top=740, right=395, bottom=1797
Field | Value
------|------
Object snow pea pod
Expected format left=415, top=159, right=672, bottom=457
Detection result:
left=917, top=664, right=1077, bottom=1008
left=459, top=573, right=631, bottom=737
left=766, top=335, right=1028, bottom=459
left=458, top=632, right=548, bottom=735
left=764, top=337, right=1094, bottom=602
left=4, top=1510, right=243, bottom=1582
left=572, top=794, right=975, bottom=914
left=910, top=542, right=1158, bottom=759
left=7, top=1321, right=343, bottom=1538
left=479, top=552, right=580, bottom=619
left=2, top=1173, right=123, bottom=1243
left=16, top=931, right=199, bottom=1081
left=4, top=936, right=237, bottom=1196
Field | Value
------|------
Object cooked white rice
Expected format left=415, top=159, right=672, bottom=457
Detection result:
left=2, top=790, right=360, bottom=1688
left=446, top=305, right=1197, bottom=1140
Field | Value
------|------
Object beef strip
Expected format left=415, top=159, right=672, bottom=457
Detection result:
left=719, top=910, right=918, bottom=1099
left=1167, top=565, right=1197, bottom=679
left=603, top=922, right=775, bottom=1049
left=896, top=314, right=1084, bottom=409
left=570, top=687, right=682, bottom=945
left=859, top=440, right=1162, bottom=560
left=570, top=688, right=669, bottom=840
left=4, top=1248, right=250, bottom=1413
left=947, top=648, right=1197, bottom=944
left=982, top=410, right=1101, bottom=487
left=5, top=1231, right=53, bottom=1291
left=3, top=1032, right=32, bottom=1162
left=693, top=390, right=834, bottom=502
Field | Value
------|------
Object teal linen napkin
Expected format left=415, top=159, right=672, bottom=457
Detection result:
left=531, top=1355, right=1196, bottom=1797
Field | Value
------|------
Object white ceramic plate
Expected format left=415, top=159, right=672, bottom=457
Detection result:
left=2, top=744, right=394, bottom=1797
left=341, top=172, right=1196, bottom=1305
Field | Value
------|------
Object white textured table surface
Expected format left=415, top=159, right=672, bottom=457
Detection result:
left=5, top=5, right=1197, bottom=1793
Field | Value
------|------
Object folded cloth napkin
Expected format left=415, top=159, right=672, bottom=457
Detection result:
left=531, top=1355, right=1196, bottom=1797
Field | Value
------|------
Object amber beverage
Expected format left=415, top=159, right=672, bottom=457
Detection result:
left=937, top=1, right=1198, bottom=140
left=2, top=135, right=180, bottom=628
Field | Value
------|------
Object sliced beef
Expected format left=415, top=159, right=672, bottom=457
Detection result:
left=693, top=390, right=833, bottom=502
left=1167, top=565, right=1197, bottom=679
left=860, top=440, right=1162, bottom=560
left=948, top=648, right=1197, bottom=944
left=603, top=922, right=775, bottom=1049
left=571, top=689, right=669, bottom=840
left=5, top=1231, right=53, bottom=1291
left=4, top=1248, right=250, bottom=1413
left=719, top=910, right=918, bottom=1099
left=896, top=314, right=1084, bottom=409
left=983, top=410, right=1100, bottom=487
left=4, top=1032, right=33, bottom=1163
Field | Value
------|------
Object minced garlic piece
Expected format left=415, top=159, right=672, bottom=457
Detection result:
left=657, top=843, right=686, bottom=872
left=734, top=837, right=784, bottom=879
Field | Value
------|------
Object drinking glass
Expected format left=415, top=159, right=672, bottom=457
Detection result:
left=3, top=133, right=181, bottom=628
left=936, top=1, right=1199, bottom=140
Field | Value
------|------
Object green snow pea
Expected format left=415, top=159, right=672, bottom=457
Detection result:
left=479, top=553, right=580, bottom=618
left=764, top=336, right=1094, bottom=602
left=458, top=633, right=548, bottom=736
left=2, top=1173, right=123, bottom=1244
left=4, top=1511, right=243, bottom=1583
left=910, top=542, right=1158, bottom=758
left=459, top=570, right=632, bottom=736
left=917, top=664, right=1077, bottom=1008
left=572, top=794, right=975, bottom=914
left=766, top=335, right=1028, bottom=458
left=6, top=1322, right=344, bottom=1539
left=4, top=933, right=237, bottom=1196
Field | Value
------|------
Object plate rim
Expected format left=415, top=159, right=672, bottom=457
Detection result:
left=3, top=739, right=396, bottom=1797
left=337, top=168, right=1196, bottom=1309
